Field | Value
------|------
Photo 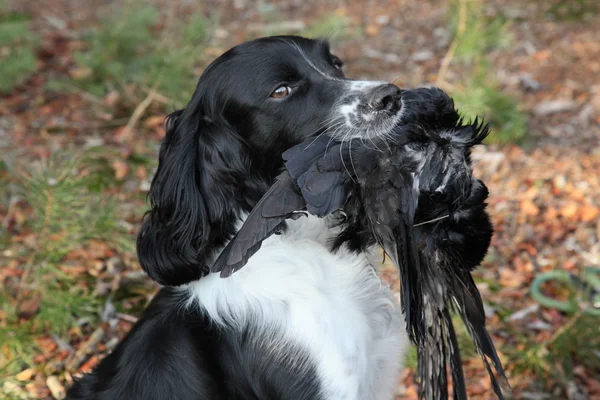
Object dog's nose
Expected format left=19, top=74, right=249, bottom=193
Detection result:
left=368, top=84, right=402, bottom=112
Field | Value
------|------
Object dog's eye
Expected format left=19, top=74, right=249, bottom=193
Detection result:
left=271, top=86, right=291, bottom=99
left=331, top=55, right=344, bottom=70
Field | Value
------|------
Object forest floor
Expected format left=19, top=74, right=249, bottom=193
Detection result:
left=1, top=0, right=600, bottom=399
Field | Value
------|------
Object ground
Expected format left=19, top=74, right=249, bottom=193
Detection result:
left=1, top=0, right=599, bottom=399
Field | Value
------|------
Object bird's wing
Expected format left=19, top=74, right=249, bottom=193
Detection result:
left=213, top=136, right=351, bottom=277
left=212, top=171, right=305, bottom=277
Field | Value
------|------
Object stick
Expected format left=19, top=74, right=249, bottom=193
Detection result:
left=119, top=88, right=157, bottom=142
left=436, top=0, right=468, bottom=88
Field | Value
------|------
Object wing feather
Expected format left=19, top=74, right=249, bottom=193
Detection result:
left=212, top=171, right=305, bottom=277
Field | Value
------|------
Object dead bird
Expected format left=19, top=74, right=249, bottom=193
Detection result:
left=212, top=87, right=510, bottom=400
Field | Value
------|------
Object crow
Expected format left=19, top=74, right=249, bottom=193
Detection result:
left=212, top=87, right=510, bottom=399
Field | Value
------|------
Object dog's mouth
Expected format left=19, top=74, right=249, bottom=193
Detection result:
left=331, top=82, right=404, bottom=141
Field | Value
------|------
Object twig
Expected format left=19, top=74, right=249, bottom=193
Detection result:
left=115, top=312, right=139, bottom=324
left=46, top=376, right=66, bottom=400
left=119, top=87, right=158, bottom=142
left=140, top=85, right=173, bottom=105
left=152, top=91, right=175, bottom=105
left=66, top=327, right=105, bottom=372
left=58, top=82, right=105, bottom=106
left=436, top=0, right=469, bottom=88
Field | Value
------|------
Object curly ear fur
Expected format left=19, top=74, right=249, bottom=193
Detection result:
left=137, top=102, right=253, bottom=286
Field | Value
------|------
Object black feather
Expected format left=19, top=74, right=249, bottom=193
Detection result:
left=212, top=172, right=306, bottom=277
left=215, top=87, right=511, bottom=399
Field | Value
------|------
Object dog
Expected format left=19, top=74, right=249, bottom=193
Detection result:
left=66, top=36, right=409, bottom=400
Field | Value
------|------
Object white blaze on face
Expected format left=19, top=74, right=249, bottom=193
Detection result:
left=331, top=80, right=402, bottom=141
left=339, top=99, right=360, bottom=120
left=348, top=80, right=387, bottom=91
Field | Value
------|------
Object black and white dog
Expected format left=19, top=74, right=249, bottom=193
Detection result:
left=67, top=36, right=409, bottom=400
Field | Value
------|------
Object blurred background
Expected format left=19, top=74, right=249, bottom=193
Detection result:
left=1, top=0, right=599, bottom=398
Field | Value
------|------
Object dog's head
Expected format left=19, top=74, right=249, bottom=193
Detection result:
left=138, top=35, right=404, bottom=286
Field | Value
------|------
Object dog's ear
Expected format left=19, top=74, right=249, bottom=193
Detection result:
left=137, top=102, right=250, bottom=286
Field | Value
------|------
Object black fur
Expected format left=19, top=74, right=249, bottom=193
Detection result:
left=67, top=36, right=506, bottom=400
left=136, top=35, right=349, bottom=286
left=68, top=35, right=355, bottom=400
left=66, top=288, right=321, bottom=400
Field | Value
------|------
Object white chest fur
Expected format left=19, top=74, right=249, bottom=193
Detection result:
left=185, top=216, right=409, bottom=400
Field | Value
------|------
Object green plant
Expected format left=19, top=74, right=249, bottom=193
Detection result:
left=256, top=3, right=354, bottom=41
left=0, top=151, right=133, bottom=375
left=444, top=0, right=527, bottom=145
left=302, top=14, right=354, bottom=40
left=448, top=0, right=512, bottom=62
left=0, top=6, right=39, bottom=92
left=453, top=75, right=527, bottom=144
left=510, top=311, right=600, bottom=394
left=67, top=1, right=211, bottom=108
left=21, top=154, right=129, bottom=261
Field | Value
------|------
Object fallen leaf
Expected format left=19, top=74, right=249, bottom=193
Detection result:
left=521, top=199, right=540, bottom=216
left=581, top=204, right=599, bottom=222
left=26, top=377, right=50, bottom=398
left=365, top=24, right=380, bottom=36
left=16, top=368, right=35, bottom=381
left=104, top=91, right=120, bottom=107
left=17, top=297, right=40, bottom=320
left=80, top=355, right=100, bottom=373
left=499, top=267, right=523, bottom=288
left=69, top=66, right=92, bottom=80
left=560, top=202, right=579, bottom=219
left=34, top=336, right=58, bottom=353
left=534, top=49, right=551, bottom=62
left=136, top=166, right=148, bottom=181
left=111, top=160, right=129, bottom=180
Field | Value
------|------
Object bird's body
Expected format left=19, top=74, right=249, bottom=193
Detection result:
left=213, top=87, right=509, bottom=399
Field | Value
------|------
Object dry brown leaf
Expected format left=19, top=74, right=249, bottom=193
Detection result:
left=15, top=368, right=36, bottom=381
left=534, top=49, right=551, bottom=62
left=523, top=186, right=539, bottom=199
left=136, top=166, right=148, bottom=181
left=17, top=297, right=40, bottom=320
left=25, top=376, right=50, bottom=398
left=80, top=355, right=100, bottom=373
left=560, top=202, right=580, bottom=219
left=521, top=199, right=540, bottom=216
left=499, top=267, right=523, bottom=288
left=581, top=204, right=600, bottom=222
left=69, top=66, right=92, bottom=80
left=104, top=91, right=120, bottom=107
left=34, top=336, right=57, bottom=353
left=111, top=160, right=129, bottom=181
left=365, top=24, right=380, bottom=36
left=545, top=206, right=559, bottom=220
